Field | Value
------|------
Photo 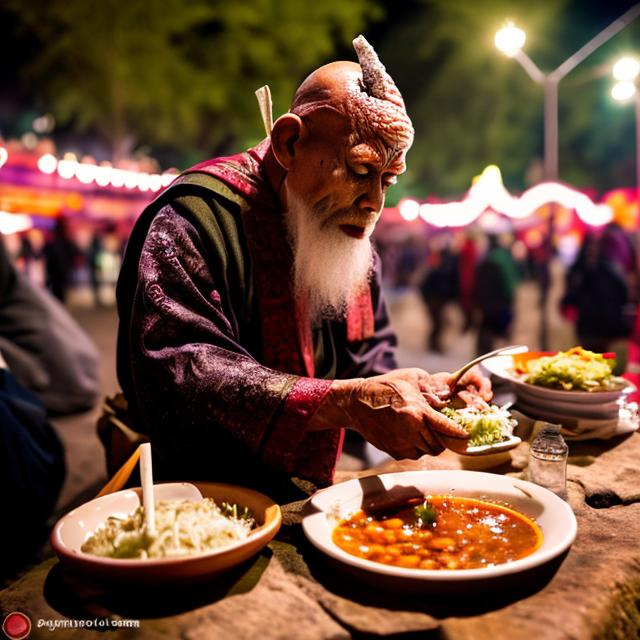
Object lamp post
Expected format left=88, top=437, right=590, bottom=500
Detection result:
left=494, top=6, right=640, bottom=349
left=611, top=56, right=640, bottom=206
left=495, top=5, right=640, bottom=181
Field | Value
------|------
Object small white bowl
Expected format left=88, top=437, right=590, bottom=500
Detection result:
left=302, top=470, right=576, bottom=594
left=464, top=435, right=522, bottom=456
left=51, top=482, right=281, bottom=586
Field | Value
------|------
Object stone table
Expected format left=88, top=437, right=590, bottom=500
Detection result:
left=1, top=431, right=639, bottom=640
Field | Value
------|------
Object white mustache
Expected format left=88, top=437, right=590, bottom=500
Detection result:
left=326, top=211, right=378, bottom=231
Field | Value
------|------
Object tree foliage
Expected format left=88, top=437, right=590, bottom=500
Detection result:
left=6, top=0, right=381, bottom=162
left=378, top=0, right=640, bottom=198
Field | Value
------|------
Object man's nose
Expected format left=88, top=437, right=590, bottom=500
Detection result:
left=357, top=180, right=385, bottom=214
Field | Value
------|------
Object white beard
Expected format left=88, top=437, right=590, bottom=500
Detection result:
left=284, top=189, right=373, bottom=325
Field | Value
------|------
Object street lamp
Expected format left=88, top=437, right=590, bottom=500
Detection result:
left=495, top=5, right=640, bottom=181
left=611, top=56, right=640, bottom=205
left=494, top=6, right=640, bottom=349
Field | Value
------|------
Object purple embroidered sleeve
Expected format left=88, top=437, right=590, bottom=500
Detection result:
left=128, top=207, right=340, bottom=483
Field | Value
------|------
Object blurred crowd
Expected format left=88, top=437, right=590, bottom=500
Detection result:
left=4, top=216, right=133, bottom=307
left=375, top=220, right=639, bottom=367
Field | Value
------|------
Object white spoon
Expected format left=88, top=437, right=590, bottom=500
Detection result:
left=138, top=445, right=204, bottom=535
left=139, top=443, right=156, bottom=536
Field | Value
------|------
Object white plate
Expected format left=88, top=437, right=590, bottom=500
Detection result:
left=515, top=399, right=640, bottom=440
left=464, top=435, right=522, bottom=456
left=483, top=355, right=634, bottom=405
left=516, top=395, right=620, bottom=420
left=302, top=470, right=576, bottom=593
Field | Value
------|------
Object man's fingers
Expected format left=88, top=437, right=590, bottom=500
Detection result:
left=456, top=366, right=494, bottom=401
left=418, top=427, right=444, bottom=455
left=421, top=390, right=447, bottom=408
left=435, top=432, right=469, bottom=454
left=422, top=403, right=470, bottom=439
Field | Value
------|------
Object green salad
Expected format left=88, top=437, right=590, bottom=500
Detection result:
left=441, top=404, right=516, bottom=446
left=523, top=347, right=621, bottom=392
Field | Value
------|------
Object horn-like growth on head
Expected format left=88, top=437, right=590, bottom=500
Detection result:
left=290, top=35, right=414, bottom=152
left=353, top=35, right=394, bottom=103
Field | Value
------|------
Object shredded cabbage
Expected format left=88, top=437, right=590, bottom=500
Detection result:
left=442, top=404, right=516, bottom=446
left=81, top=498, right=255, bottom=559
left=523, top=347, right=620, bottom=391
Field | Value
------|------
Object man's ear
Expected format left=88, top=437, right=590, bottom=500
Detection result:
left=270, top=113, right=304, bottom=170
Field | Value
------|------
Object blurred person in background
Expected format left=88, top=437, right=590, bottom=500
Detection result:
left=114, top=36, right=492, bottom=498
left=0, top=231, right=102, bottom=577
left=87, top=227, right=105, bottom=307
left=600, top=221, right=638, bottom=331
left=456, top=230, right=478, bottom=333
left=418, top=234, right=460, bottom=353
left=19, top=228, right=47, bottom=287
left=0, top=354, right=65, bottom=579
left=0, top=234, right=99, bottom=414
left=44, top=216, right=80, bottom=303
left=473, top=233, right=519, bottom=355
left=561, top=231, right=632, bottom=370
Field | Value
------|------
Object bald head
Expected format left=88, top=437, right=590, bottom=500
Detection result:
left=290, top=37, right=414, bottom=152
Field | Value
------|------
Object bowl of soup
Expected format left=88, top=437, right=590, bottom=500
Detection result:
left=302, top=470, right=576, bottom=593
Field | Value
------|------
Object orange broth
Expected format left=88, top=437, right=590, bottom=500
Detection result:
left=332, top=496, right=543, bottom=570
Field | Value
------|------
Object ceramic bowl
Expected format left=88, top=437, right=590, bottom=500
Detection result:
left=51, top=482, right=281, bottom=585
left=302, top=470, right=576, bottom=594
left=483, top=355, right=634, bottom=408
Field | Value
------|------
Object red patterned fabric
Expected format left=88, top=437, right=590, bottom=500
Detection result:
left=185, top=140, right=375, bottom=375
left=118, top=139, right=388, bottom=488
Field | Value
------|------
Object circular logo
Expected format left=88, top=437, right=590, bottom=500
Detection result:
left=2, top=612, right=31, bottom=640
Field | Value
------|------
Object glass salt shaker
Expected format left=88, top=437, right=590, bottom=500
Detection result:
left=528, top=423, right=568, bottom=500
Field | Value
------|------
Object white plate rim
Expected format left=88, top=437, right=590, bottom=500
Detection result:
left=463, top=435, right=522, bottom=456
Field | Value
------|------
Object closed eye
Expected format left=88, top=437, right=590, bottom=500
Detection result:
left=350, top=163, right=372, bottom=177
left=382, top=174, right=398, bottom=189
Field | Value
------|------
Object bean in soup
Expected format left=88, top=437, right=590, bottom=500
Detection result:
left=332, top=496, right=542, bottom=570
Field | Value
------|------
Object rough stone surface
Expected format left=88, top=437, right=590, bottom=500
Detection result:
left=2, top=431, right=640, bottom=639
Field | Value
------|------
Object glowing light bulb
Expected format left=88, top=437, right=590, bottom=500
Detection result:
left=37, top=153, right=58, bottom=174
left=398, top=199, right=420, bottom=221
left=57, top=159, right=77, bottom=179
left=611, top=80, right=637, bottom=101
left=75, top=163, right=97, bottom=184
left=495, top=23, right=526, bottom=57
left=613, top=57, right=640, bottom=81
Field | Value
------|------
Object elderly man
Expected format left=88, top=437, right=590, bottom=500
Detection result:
left=116, top=36, right=490, bottom=494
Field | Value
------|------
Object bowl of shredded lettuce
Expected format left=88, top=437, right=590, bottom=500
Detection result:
left=51, top=482, right=281, bottom=585
left=483, top=347, right=635, bottom=407
left=522, top=347, right=625, bottom=393
left=441, top=404, right=521, bottom=454
left=80, top=497, right=256, bottom=560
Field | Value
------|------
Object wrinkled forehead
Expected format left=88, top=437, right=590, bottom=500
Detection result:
left=348, top=109, right=411, bottom=167
left=348, top=140, right=407, bottom=174
left=302, top=104, right=410, bottom=173
left=292, top=62, right=414, bottom=158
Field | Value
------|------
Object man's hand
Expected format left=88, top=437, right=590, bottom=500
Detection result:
left=307, top=367, right=493, bottom=458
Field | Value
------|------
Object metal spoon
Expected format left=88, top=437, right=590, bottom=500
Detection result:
left=357, top=345, right=529, bottom=411
left=448, top=344, right=528, bottom=388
